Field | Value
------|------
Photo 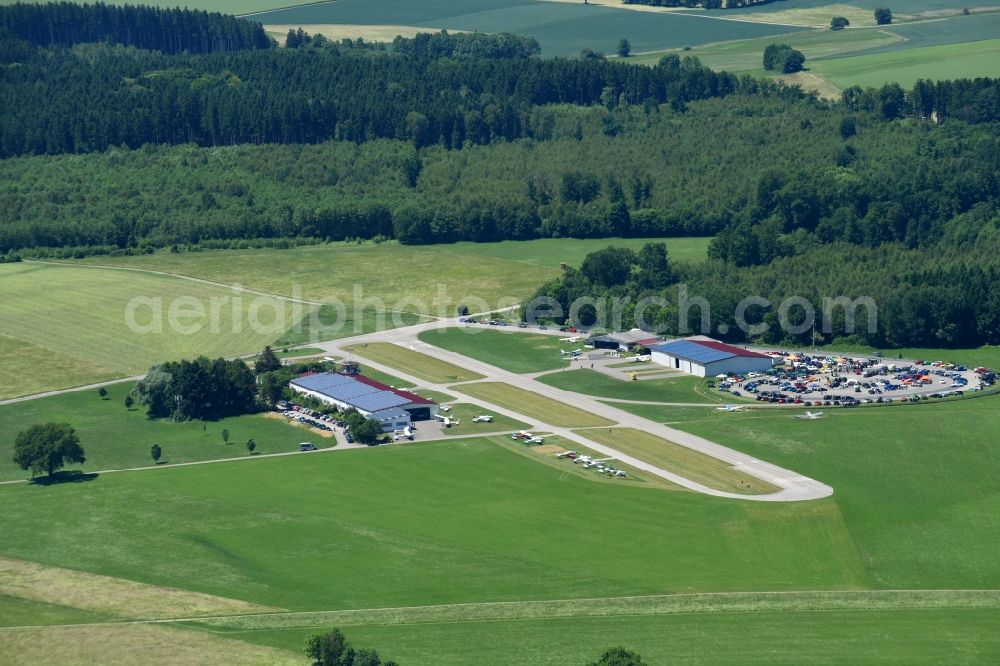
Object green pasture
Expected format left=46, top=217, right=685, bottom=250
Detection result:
left=0, top=334, right=122, bottom=401
left=537, top=368, right=717, bottom=404
left=0, top=383, right=312, bottom=482
left=0, top=0, right=297, bottom=11
left=454, top=382, right=614, bottom=427
left=418, top=328, right=580, bottom=373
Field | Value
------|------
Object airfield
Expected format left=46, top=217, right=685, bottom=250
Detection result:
left=2, top=309, right=1000, bottom=663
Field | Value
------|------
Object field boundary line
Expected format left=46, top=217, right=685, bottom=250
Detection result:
left=4, top=589, right=997, bottom=632
left=22, top=260, right=441, bottom=319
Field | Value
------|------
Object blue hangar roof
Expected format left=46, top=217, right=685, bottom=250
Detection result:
left=290, top=373, right=410, bottom=412
left=650, top=339, right=768, bottom=365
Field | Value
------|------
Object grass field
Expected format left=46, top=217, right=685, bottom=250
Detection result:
left=537, top=368, right=717, bottom=404
left=734, top=3, right=902, bottom=27
left=74, top=237, right=709, bottom=307
left=226, top=606, right=1000, bottom=665
left=811, top=38, right=1000, bottom=89
left=0, top=436, right=866, bottom=612
left=418, top=328, right=580, bottom=373
left=580, top=427, right=779, bottom=494
left=432, top=403, right=529, bottom=437
left=454, top=382, right=615, bottom=427
left=0, top=383, right=315, bottom=482
left=676, top=397, right=1000, bottom=589
left=346, top=342, right=483, bottom=384
left=2, top=391, right=1000, bottom=661
left=256, top=0, right=806, bottom=56
left=0, top=262, right=298, bottom=399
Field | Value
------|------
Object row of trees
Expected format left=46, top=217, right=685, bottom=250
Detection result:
left=0, top=2, right=271, bottom=53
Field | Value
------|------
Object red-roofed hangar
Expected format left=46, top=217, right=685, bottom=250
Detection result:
left=649, top=337, right=775, bottom=377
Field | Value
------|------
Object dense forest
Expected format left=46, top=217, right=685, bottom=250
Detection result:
left=1, top=2, right=999, bottom=348
left=0, top=2, right=271, bottom=53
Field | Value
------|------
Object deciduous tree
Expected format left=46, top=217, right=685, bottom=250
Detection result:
left=13, top=423, right=85, bottom=478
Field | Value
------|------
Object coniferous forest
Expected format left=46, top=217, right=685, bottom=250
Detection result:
left=1, top=2, right=999, bottom=348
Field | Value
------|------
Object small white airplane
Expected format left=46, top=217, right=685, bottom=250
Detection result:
left=440, top=405, right=452, bottom=413
left=435, top=414, right=460, bottom=427
left=716, top=404, right=745, bottom=412
left=795, top=411, right=824, bottom=420
left=559, top=336, right=582, bottom=343
left=393, top=426, right=414, bottom=441
left=472, top=415, right=493, bottom=423
left=560, top=348, right=583, bottom=356
left=525, top=436, right=545, bottom=445
left=574, top=455, right=593, bottom=465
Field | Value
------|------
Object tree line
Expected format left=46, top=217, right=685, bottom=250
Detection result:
left=1, top=90, right=995, bottom=256
left=0, top=2, right=271, bottom=54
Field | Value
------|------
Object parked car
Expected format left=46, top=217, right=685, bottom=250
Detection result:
left=299, top=442, right=317, bottom=452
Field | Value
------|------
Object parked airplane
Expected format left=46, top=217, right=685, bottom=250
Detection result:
left=393, top=426, right=414, bottom=441
left=435, top=414, right=460, bottom=427
left=525, top=436, right=545, bottom=445
left=716, top=404, right=745, bottom=412
left=559, top=336, right=582, bottom=343
left=560, top=348, right=583, bottom=356
left=472, top=415, right=493, bottom=423
left=795, top=411, right=824, bottom=420
left=556, top=450, right=577, bottom=459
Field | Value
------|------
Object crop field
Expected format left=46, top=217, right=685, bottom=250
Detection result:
left=537, top=368, right=717, bottom=404
left=346, top=342, right=483, bottom=384
left=811, top=39, right=1000, bottom=89
left=455, top=382, right=615, bottom=427
left=0, top=0, right=296, bottom=11
left=418, top=328, right=582, bottom=373
left=631, top=25, right=902, bottom=69
left=0, top=383, right=319, bottom=482
left=256, top=0, right=806, bottom=56
left=580, top=427, right=779, bottom=494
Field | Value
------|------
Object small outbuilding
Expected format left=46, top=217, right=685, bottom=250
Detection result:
left=586, top=329, right=661, bottom=352
left=649, top=337, right=774, bottom=377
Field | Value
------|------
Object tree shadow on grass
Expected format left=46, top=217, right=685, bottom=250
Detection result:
left=29, top=471, right=100, bottom=486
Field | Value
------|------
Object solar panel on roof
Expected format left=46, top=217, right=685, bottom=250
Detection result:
left=651, top=340, right=736, bottom=364
left=352, top=392, right=409, bottom=412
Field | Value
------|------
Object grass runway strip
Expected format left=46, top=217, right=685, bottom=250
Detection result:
left=453, top=382, right=614, bottom=427
left=346, top=342, right=483, bottom=384
left=580, top=428, right=779, bottom=495
left=185, top=590, right=1000, bottom=631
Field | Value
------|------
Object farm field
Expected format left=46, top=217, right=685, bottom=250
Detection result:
left=418, top=328, right=581, bottom=374
left=454, top=382, right=615, bottom=427
left=537, top=368, right=717, bottom=404
left=811, top=39, right=1000, bottom=89
left=346, top=342, right=483, bottom=384
left=630, top=25, right=902, bottom=69
left=255, top=0, right=807, bottom=57
left=580, top=427, right=779, bottom=494
left=0, top=0, right=292, bottom=9
left=0, top=334, right=122, bottom=402
left=0, top=383, right=315, bottom=482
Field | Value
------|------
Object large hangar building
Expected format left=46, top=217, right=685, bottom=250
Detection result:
left=649, top=338, right=774, bottom=377
left=289, top=372, right=438, bottom=432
